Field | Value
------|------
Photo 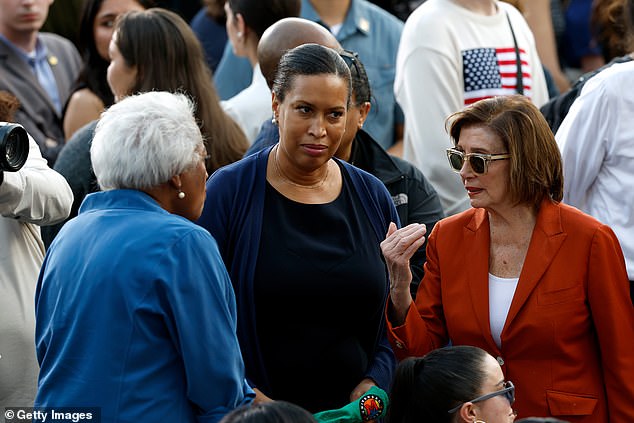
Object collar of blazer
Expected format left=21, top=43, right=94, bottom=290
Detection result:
left=463, top=198, right=566, bottom=353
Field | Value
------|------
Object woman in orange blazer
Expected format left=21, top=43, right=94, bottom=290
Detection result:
left=381, top=95, right=634, bottom=423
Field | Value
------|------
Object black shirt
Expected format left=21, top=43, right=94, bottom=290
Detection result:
left=254, top=163, right=387, bottom=412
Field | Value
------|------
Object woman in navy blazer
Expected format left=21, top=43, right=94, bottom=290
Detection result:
left=381, top=95, right=634, bottom=422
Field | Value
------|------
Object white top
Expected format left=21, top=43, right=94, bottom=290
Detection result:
left=221, top=63, right=272, bottom=144
left=556, top=60, right=634, bottom=280
left=394, top=0, right=548, bottom=215
left=488, top=273, right=519, bottom=348
left=0, top=131, right=72, bottom=408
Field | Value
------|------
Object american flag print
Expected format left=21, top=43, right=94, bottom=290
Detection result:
left=462, top=47, right=532, bottom=105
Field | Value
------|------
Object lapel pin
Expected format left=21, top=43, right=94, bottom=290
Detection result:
left=48, top=55, right=58, bottom=66
left=359, top=18, right=370, bottom=32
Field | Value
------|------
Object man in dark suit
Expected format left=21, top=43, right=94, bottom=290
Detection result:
left=0, top=0, right=81, bottom=165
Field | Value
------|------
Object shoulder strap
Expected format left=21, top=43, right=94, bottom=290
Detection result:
left=506, top=11, right=524, bottom=95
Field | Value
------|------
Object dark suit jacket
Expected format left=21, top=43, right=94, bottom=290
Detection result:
left=0, top=33, right=80, bottom=164
left=388, top=199, right=634, bottom=422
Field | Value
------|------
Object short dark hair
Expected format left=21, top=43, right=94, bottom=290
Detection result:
left=273, top=43, right=351, bottom=106
left=386, top=346, right=489, bottom=423
left=227, top=0, right=300, bottom=39
left=447, top=95, right=563, bottom=207
left=220, top=401, right=317, bottom=423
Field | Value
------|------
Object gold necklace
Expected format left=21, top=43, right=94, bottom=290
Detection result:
left=273, top=145, right=330, bottom=190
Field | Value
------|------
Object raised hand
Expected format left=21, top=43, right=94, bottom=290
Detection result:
left=380, top=222, right=426, bottom=325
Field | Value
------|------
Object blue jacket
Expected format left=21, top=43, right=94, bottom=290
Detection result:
left=197, top=147, right=398, bottom=394
left=35, top=190, right=253, bottom=423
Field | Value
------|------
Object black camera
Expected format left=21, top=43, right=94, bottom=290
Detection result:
left=0, top=123, right=29, bottom=172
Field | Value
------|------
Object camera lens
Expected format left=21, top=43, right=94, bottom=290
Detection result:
left=6, top=131, right=21, bottom=164
left=0, top=123, right=29, bottom=172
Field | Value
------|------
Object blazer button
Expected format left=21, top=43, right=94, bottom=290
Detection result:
left=496, top=356, right=505, bottom=366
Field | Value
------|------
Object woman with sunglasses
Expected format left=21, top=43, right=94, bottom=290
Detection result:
left=387, top=346, right=516, bottom=423
left=381, top=95, right=634, bottom=422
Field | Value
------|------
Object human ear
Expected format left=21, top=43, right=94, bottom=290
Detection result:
left=235, top=13, right=247, bottom=40
left=357, top=101, right=371, bottom=129
left=169, top=174, right=183, bottom=191
left=272, top=92, right=280, bottom=121
left=457, top=402, right=478, bottom=422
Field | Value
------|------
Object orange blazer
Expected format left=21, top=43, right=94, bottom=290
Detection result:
left=387, top=199, right=634, bottom=422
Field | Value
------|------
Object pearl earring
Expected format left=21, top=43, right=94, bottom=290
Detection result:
left=178, top=191, right=186, bottom=199
left=237, top=31, right=243, bottom=38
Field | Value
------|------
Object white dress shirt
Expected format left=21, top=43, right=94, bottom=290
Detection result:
left=556, top=60, right=634, bottom=280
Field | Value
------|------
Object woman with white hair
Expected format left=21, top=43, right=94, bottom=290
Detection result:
left=34, top=91, right=254, bottom=423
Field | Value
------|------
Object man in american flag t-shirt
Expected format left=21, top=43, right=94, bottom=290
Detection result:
left=463, top=47, right=532, bottom=105
left=394, top=0, right=548, bottom=216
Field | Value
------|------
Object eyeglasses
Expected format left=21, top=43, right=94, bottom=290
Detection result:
left=448, top=381, right=515, bottom=414
left=339, top=49, right=360, bottom=77
left=446, top=148, right=511, bottom=175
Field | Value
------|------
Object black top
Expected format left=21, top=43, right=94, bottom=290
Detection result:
left=254, top=163, right=387, bottom=412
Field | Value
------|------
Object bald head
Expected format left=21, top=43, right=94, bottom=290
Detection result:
left=257, top=17, right=341, bottom=89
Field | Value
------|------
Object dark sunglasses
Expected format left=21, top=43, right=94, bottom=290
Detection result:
left=448, top=381, right=515, bottom=414
left=446, top=148, right=511, bottom=175
left=339, top=49, right=360, bottom=76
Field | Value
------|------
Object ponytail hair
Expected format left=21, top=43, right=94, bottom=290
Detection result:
left=386, top=346, right=489, bottom=423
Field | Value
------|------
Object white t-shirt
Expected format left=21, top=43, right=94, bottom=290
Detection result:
left=395, top=0, right=548, bottom=215
left=488, top=273, right=519, bottom=348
